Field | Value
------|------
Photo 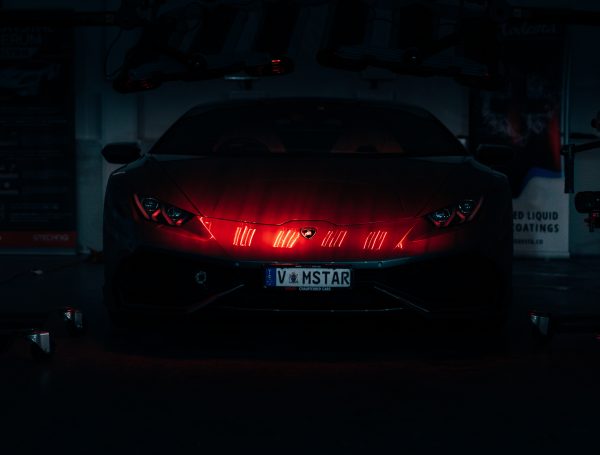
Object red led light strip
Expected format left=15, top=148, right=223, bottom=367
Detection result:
left=233, top=226, right=257, bottom=247
left=321, top=231, right=333, bottom=246
left=363, top=231, right=388, bottom=250
left=394, top=225, right=415, bottom=250
left=198, top=217, right=215, bottom=239
left=321, top=230, right=348, bottom=248
left=273, top=229, right=300, bottom=248
left=334, top=230, right=348, bottom=247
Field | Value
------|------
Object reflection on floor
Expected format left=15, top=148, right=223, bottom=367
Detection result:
left=1, top=255, right=600, bottom=453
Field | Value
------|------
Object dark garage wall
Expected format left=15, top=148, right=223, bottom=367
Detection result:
left=3, top=0, right=600, bottom=255
left=568, top=26, right=600, bottom=255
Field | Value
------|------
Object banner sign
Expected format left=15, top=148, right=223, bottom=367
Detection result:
left=470, top=23, right=569, bottom=258
left=0, top=24, right=76, bottom=252
left=511, top=176, right=568, bottom=257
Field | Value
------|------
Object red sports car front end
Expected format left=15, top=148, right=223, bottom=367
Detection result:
left=102, top=99, right=512, bottom=325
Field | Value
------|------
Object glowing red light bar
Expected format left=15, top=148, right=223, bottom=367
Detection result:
left=198, top=217, right=215, bottom=239
left=273, top=229, right=300, bottom=248
left=334, top=230, right=348, bottom=247
left=233, top=227, right=242, bottom=245
left=363, top=231, right=388, bottom=250
left=394, top=226, right=415, bottom=250
left=321, top=230, right=348, bottom=248
left=233, top=226, right=256, bottom=247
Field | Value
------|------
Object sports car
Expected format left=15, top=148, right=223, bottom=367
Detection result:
left=102, top=98, right=512, bottom=328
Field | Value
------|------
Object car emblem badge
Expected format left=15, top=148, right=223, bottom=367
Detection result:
left=300, top=227, right=317, bottom=239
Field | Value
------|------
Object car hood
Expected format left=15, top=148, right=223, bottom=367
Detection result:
left=152, top=155, right=467, bottom=225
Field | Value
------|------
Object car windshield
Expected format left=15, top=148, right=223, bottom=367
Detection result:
left=150, top=100, right=466, bottom=156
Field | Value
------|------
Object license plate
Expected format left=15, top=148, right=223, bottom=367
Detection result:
left=265, top=267, right=352, bottom=291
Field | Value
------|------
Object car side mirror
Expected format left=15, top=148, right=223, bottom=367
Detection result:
left=474, top=144, right=515, bottom=167
left=101, top=143, right=141, bottom=164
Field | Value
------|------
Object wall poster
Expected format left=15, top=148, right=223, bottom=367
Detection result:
left=0, top=23, right=76, bottom=253
left=470, top=22, right=569, bottom=258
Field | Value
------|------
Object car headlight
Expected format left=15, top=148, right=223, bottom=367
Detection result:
left=134, top=194, right=194, bottom=226
left=427, top=197, right=482, bottom=228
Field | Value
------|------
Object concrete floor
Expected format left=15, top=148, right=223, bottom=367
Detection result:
left=1, top=255, right=600, bottom=454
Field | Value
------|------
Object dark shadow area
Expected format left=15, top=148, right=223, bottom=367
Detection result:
left=104, top=311, right=512, bottom=363
left=2, top=256, right=600, bottom=453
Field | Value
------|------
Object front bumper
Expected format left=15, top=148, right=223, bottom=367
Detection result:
left=106, top=248, right=510, bottom=318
